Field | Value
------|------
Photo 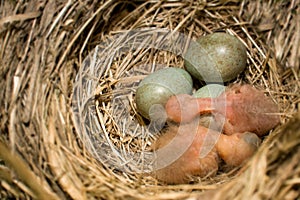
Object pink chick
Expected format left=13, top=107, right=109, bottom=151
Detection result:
left=165, top=84, right=280, bottom=136
left=152, top=123, right=261, bottom=184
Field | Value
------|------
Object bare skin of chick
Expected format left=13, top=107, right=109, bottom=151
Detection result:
left=152, top=122, right=219, bottom=184
left=165, top=84, right=280, bottom=136
left=152, top=122, right=261, bottom=184
left=216, top=131, right=261, bottom=166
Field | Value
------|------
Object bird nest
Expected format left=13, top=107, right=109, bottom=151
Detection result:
left=0, top=0, right=299, bottom=199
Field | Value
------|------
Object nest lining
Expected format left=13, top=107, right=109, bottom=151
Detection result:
left=72, top=0, right=297, bottom=192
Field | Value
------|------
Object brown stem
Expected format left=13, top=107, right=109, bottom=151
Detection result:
left=0, top=140, right=59, bottom=200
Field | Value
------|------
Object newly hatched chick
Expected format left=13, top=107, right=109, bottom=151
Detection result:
left=165, top=84, right=280, bottom=136
left=216, top=131, right=261, bottom=166
left=152, top=122, right=261, bottom=184
left=152, top=121, right=219, bottom=184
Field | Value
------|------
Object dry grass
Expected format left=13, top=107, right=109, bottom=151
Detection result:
left=0, top=0, right=299, bottom=199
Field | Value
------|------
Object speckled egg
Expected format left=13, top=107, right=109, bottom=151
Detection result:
left=193, top=84, right=226, bottom=131
left=193, top=84, right=225, bottom=98
left=184, top=32, right=247, bottom=82
left=136, top=68, right=193, bottom=119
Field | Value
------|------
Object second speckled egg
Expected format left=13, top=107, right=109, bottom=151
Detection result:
left=136, top=68, right=193, bottom=119
left=193, top=84, right=226, bottom=98
left=184, top=32, right=247, bottom=83
left=193, top=84, right=226, bottom=131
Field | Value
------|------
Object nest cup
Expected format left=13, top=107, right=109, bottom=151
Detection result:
left=1, top=1, right=299, bottom=199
